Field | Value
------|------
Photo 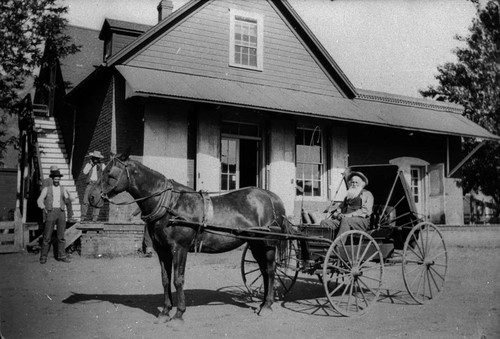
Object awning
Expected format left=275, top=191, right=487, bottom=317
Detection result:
left=116, top=65, right=498, bottom=140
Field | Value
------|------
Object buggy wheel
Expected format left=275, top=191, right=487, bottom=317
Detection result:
left=241, top=241, right=299, bottom=300
left=323, top=230, right=384, bottom=316
left=402, top=221, right=447, bottom=304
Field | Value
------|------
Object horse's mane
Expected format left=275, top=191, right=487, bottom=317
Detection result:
left=125, top=157, right=195, bottom=193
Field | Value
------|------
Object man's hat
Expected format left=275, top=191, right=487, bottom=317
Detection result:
left=49, top=170, right=63, bottom=178
left=49, top=165, right=59, bottom=172
left=347, top=171, right=369, bottom=186
left=88, top=150, right=104, bottom=159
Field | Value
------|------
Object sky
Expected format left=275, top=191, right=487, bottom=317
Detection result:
left=62, top=0, right=478, bottom=98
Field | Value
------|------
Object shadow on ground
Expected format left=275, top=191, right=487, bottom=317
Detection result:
left=63, top=287, right=252, bottom=317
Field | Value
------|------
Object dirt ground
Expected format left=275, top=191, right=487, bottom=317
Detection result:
left=1, top=237, right=499, bottom=339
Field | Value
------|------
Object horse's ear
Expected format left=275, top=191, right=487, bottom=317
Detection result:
left=118, top=147, right=131, bottom=161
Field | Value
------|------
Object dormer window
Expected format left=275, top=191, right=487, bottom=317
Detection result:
left=104, top=37, right=112, bottom=61
left=229, top=9, right=263, bottom=70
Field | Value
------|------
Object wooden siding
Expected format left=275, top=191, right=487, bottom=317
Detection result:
left=112, top=34, right=138, bottom=57
left=126, top=0, right=342, bottom=97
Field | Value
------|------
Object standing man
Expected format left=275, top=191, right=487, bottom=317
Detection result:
left=41, top=165, right=74, bottom=222
left=37, top=169, right=73, bottom=264
left=320, top=171, right=374, bottom=239
left=81, top=150, right=104, bottom=221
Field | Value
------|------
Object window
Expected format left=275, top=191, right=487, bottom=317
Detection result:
left=221, top=138, right=238, bottom=190
left=296, top=127, right=324, bottom=197
left=410, top=166, right=425, bottom=214
left=229, top=9, right=263, bottom=70
left=104, top=38, right=112, bottom=61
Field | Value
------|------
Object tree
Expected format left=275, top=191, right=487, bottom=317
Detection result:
left=0, top=0, right=79, bottom=164
left=420, top=0, right=500, bottom=219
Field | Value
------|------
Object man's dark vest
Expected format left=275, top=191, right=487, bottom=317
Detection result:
left=86, top=163, right=102, bottom=184
left=343, top=190, right=365, bottom=214
left=44, top=185, right=68, bottom=211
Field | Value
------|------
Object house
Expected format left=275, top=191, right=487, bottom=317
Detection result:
left=51, top=0, right=497, bottom=226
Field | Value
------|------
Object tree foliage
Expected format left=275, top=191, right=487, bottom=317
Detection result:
left=420, top=0, right=500, bottom=215
left=0, top=0, right=79, bottom=163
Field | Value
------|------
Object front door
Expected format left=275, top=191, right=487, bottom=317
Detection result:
left=220, top=121, right=260, bottom=190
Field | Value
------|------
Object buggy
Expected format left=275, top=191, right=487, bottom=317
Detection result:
left=241, top=164, right=448, bottom=316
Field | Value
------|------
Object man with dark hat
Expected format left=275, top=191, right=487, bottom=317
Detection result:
left=81, top=150, right=104, bottom=221
left=37, top=169, right=73, bottom=264
left=41, top=166, right=74, bottom=222
left=320, top=171, right=374, bottom=238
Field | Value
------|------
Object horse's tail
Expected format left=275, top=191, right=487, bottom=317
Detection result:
left=276, top=215, right=297, bottom=270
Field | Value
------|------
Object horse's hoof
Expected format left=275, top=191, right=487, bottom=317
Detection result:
left=257, top=305, right=273, bottom=316
left=154, top=314, right=171, bottom=324
left=166, top=317, right=184, bottom=328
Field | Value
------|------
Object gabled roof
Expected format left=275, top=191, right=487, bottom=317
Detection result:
left=98, top=18, right=152, bottom=40
left=69, top=0, right=498, bottom=141
left=104, top=0, right=358, bottom=98
left=60, top=25, right=102, bottom=91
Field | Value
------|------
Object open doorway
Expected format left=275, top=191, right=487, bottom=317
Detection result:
left=220, top=121, right=261, bottom=190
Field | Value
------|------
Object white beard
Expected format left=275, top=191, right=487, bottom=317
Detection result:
left=345, top=186, right=363, bottom=200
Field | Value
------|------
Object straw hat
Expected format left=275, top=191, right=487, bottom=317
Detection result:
left=88, top=150, right=104, bottom=159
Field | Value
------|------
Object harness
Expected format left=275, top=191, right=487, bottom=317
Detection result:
left=101, top=157, right=215, bottom=225
left=100, top=157, right=286, bottom=252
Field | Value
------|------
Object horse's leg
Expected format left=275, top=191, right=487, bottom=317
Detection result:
left=155, top=248, right=173, bottom=323
left=169, top=244, right=189, bottom=324
left=250, top=242, right=276, bottom=316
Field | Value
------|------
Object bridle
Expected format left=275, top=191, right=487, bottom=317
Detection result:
left=100, top=156, right=131, bottom=202
left=100, top=156, right=169, bottom=206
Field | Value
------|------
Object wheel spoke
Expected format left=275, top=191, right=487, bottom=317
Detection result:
left=349, top=233, right=355, bottom=264
left=358, top=250, right=380, bottom=270
left=355, top=234, right=364, bottom=265
left=341, top=239, right=353, bottom=264
left=358, top=276, right=380, bottom=296
left=424, top=225, right=430, bottom=254
left=411, top=266, right=425, bottom=296
left=426, top=269, right=433, bottom=299
left=427, top=250, right=447, bottom=263
left=244, top=266, right=261, bottom=276
left=346, top=279, right=354, bottom=312
left=408, top=240, right=424, bottom=259
left=428, top=265, right=446, bottom=285
left=405, top=264, right=423, bottom=276
left=334, top=245, right=353, bottom=269
left=356, top=280, right=370, bottom=308
left=359, top=239, right=373, bottom=263
left=327, top=263, right=351, bottom=273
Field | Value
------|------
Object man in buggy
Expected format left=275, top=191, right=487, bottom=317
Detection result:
left=320, top=171, right=374, bottom=239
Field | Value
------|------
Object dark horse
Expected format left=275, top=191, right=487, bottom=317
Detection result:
left=88, top=152, right=289, bottom=323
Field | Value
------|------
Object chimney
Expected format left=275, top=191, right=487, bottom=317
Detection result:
left=157, top=0, right=174, bottom=22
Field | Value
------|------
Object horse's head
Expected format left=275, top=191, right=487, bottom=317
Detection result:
left=88, top=151, right=131, bottom=208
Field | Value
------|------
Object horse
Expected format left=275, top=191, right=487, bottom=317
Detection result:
left=88, top=151, right=290, bottom=324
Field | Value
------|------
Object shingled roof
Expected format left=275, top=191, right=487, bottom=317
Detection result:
left=60, top=25, right=102, bottom=91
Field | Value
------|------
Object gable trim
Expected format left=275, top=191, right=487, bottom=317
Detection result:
left=105, top=0, right=209, bottom=66
left=271, top=0, right=358, bottom=98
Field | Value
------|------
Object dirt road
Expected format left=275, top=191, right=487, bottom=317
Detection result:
left=1, top=240, right=499, bottom=338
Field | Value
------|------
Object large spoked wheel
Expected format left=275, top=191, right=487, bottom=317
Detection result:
left=323, top=230, right=384, bottom=316
left=402, top=221, right=447, bottom=304
left=241, top=240, right=299, bottom=300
